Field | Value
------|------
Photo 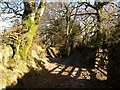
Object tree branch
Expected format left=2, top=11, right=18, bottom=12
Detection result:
left=84, top=2, right=97, bottom=10
left=35, top=0, right=46, bottom=24
left=4, top=2, right=17, bottom=14
left=71, top=13, right=97, bottom=16
left=4, top=2, right=23, bottom=16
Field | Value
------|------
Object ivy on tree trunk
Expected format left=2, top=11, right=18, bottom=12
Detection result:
left=16, top=0, right=46, bottom=60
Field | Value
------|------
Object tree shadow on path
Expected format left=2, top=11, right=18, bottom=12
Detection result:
left=7, top=57, right=107, bottom=88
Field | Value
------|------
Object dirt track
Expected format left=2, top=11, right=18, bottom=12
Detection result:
left=13, top=50, right=108, bottom=88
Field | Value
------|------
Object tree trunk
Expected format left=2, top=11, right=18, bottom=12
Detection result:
left=15, top=1, right=46, bottom=60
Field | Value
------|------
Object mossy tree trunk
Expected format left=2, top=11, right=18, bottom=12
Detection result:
left=95, top=2, right=108, bottom=47
left=15, top=0, right=46, bottom=60
left=64, top=3, right=78, bottom=56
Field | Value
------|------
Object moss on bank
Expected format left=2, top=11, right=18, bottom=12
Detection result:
left=0, top=39, right=47, bottom=89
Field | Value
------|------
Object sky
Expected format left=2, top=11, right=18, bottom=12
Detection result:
left=0, top=0, right=95, bottom=32
left=0, top=19, right=9, bottom=33
left=47, top=0, right=95, bottom=3
left=0, top=13, right=16, bottom=33
left=0, top=0, right=120, bottom=33
left=0, top=17, right=13, bottom=33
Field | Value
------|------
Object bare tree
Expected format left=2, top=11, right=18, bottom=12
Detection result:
left=0, top=0, right=46, bottom=60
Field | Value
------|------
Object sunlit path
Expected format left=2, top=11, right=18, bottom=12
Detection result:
left=42, top=49, right=107, bottom=81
